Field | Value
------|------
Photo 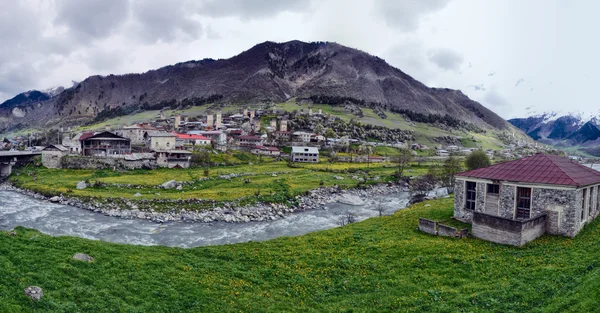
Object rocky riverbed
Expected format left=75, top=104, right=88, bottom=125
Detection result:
left=0, top=182, right=428, bottom=224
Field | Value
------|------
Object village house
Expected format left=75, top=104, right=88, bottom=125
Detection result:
left=237, top=135, right=263, bottom=147
left=145, top=132, right=176, bottom=150
left=42, top=144, right=69, bottom=169
left=121, top=124, right=158, bottom=145
left=81, top=131, right=131, bottom=157
left=155, top=150, right=192, bottom=168
left=292, top=131, right=312, bottom=143
left=291, top=146, right=319, bottom=163
left=272, top=131, right=291, bottom=142
left=173, top=133, right=211, bottom=147
left=250, top=146, right=281, bottom=156
left=454, top=153, right=600, bottom=246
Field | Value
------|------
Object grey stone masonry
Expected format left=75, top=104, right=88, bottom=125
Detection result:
left=475, top=182, right=486, bottom=213
left=418, top=218, right=437, bottom=235
left=437, top=224, right=458, bottom=237
left=498, top=184, right=515, bottom=219
left=453, top=179, right=467, bottom=220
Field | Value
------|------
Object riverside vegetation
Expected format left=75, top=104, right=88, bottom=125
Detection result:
left=1, top=197, right=598, bottom=312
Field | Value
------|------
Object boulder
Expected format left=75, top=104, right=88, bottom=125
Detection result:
left=72, top=253, right=94, bottom=262
left=24, top=286, right=43, bottom=301
left=49, top=196, right=60, bottom=203
left=161, top=180, right=178, bottom=189
left=176, top=185, right=183, bottom=191
left=8, top=230, right=17, bottom=236
left=133, top=193, right=142, bottom=197
left=333, top=175, right=344, bottom=180
left=76, top=181, right=87, bottom=190
left=336, top=194, right=365, bottom=206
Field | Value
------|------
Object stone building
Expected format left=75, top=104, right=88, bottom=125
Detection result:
left=454, top=153, right=600, bottom=246
left=81, top=131, right=131, bottom=157
left=42, top=144, right=69, bottom=168
left=145, top=132, right=176, bottom=151
left=121, top=124, right=157, bottom=145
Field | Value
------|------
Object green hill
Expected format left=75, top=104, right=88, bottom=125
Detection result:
left=1, top=197, right=598, bottom=312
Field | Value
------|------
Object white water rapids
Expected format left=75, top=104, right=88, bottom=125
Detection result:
left=0, top=189, right=447, bottom=248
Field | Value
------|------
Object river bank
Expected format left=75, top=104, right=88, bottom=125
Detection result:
left=0, top=181, right=433, bottom=224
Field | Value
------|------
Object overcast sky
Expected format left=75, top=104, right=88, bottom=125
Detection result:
left=0, top=0, right=598, bottom=119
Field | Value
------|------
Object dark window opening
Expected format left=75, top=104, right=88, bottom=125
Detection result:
left=516, top=187, right=531, bottom=219
left=465, top=181, right=476, bottom=211
left=487, top=184, right=500, bottom=195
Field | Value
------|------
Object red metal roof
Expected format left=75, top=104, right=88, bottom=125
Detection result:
left=173, top=133, right=210, bottom=140
left=458, top=153, right=600, bottom=187
left=78, top=132, right=96, bottom=141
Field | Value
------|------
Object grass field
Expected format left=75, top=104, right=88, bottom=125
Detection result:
left=10, top=161, right=431, bottom=204
left=1, top=197, right=598, bottom=312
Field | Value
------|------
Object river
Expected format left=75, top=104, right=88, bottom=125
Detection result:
left=0, top=189, right=447, bottom=248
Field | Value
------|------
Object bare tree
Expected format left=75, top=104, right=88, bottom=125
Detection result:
left=394, top=147, right=413, bottom=178
left=375, top=200, right=385, bottom=217
left=338, top=211, right=357, bottom=226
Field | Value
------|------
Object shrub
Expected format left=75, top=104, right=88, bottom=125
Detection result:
left=465, top=150, right=491, bottom=170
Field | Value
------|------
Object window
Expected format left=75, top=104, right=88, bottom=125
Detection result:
left=465, top=181, right=477, bottom=210
left=516, top=187, right=531, bottom=219
left=487, top=184, right=500, bottom=195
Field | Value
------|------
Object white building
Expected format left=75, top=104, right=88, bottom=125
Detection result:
left=293, top=131, right=312, bottom=143
left=291, top=146, right=319, bottom=163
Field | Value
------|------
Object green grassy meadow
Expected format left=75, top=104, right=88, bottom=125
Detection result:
left=10, top=161, right=431, bottom=204
left=1, top=197, right=598, bottom=312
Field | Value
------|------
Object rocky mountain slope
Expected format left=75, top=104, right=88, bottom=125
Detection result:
left=509, top=113, right=600, bottom=154
left=1, top=40, right=515, bottom=134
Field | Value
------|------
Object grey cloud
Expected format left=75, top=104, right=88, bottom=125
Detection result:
left=484, top=90, right=509, bottom=107
left=374, top=0, right=451, bottom=31
left=199, top=0, right=311, bottom=19
left=467, top=84, right=486, bottom=91
left=428, top=48, right=463, bottom=71
left=131, top=0, right=203, bottom=43
left=55, top=0, right=129, bottom=41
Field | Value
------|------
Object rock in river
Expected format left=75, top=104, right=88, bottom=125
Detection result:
left=336, top=194, right=365, bottom=206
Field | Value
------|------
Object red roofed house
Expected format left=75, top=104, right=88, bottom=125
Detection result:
left=173, top=133, right=211, bottom=146
left=454, top=153, right=600, bottom=246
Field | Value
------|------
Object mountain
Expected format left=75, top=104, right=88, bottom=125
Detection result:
left=1, top=40, right=514, bottom=133
left=0, top=90, right=50, bottom=110
left=566, top=121, right=600, bottom=143
left=509, top=113, right=600, bottom=156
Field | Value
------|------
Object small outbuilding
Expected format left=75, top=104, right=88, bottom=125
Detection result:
left=454, top=153, right=600, bottom=246
left=42, top=144, right=69, bottom=169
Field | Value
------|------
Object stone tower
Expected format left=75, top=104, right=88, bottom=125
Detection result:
left=308, top=108, right=313, bottom=116
left=243, top=108, right=248, bottom=117
left=270, top=118, right=277, bottom=129
left=206, top=114, right=214, bottom=129
left=318, top=108, right=322, bottom=115
left=280, top=120, right=288, bottom=132
left=160, top=110, right=166, bottom=120
left=250, top=110, right=255, bottom=120
left=216, top=111, right=222, bottom=129
left=174, top=114, right=181, bottom=130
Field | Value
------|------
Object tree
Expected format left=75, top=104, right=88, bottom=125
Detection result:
left=359, top=144, right=373, bottom=166
left=374, top=200, right=385, bottom=217
left=314, top=123, right=324, bottom=135
left=441, top=156, right=463, bottom=190
left=394, top=147, right=413, bottom=178
left=325, top=128, right=336, bottom=145
left=465, top=150, right=491, bottom=170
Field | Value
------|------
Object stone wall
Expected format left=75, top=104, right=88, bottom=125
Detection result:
left=61, top=156, right=157, bottom=170
left=418, top=218, right=437, bottom=235
left=531, top=187, right=576, bottom=236
left=472, top=211, right=546, bottom=246
left=42, top=151, right=65, bottom=169
left=437, top=224, right=458, bottom=237
left=499, top=184, right=515, bottom=219
left=475, top=182, right=485, bottom=212
left=453, top=179, right=466, bottom=220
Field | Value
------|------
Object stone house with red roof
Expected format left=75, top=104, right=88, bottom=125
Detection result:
left=454, top=153, right=600, bottom=246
